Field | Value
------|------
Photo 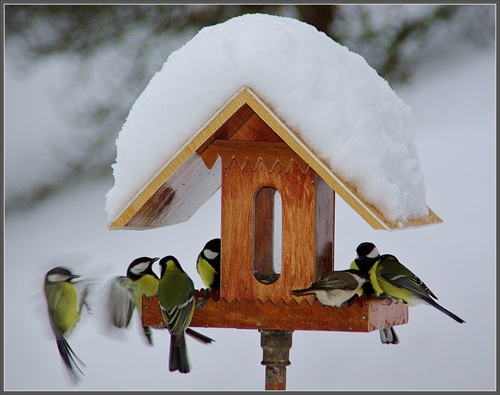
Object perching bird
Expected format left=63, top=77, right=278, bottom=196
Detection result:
left=350, top=242, right=400, bottom=345
left=107, top=257, right=160, bottom=345
left=107, top=256, right=214, bottom=346
left=352, top=242, right=465, bottom=337
left=196, top=238, right=221, bottom=291
left=292, top=269, right=366, bottom=307
left=157, top=255, right=196, bottom=374
left=44, top=266, right=90, bottom=384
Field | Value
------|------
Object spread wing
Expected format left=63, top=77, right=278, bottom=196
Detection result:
left=107, top=276, right=135, bottom=328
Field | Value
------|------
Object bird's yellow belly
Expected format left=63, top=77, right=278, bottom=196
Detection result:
left=370, top=268, right=415, bottom=304
left=51, top=283, right=80, bottom=333
left=197, top=259, right=217, bottom=288
left=134, top=276, right=159, bottom=315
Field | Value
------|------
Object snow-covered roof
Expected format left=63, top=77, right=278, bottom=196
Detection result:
left=105, top=13, right=442, bottom=230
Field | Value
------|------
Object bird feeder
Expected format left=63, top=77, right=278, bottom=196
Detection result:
left=109, top=86, right=441, bottom=389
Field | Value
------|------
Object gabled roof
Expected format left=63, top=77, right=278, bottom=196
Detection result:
left=108, top=87, right=442, bottom=231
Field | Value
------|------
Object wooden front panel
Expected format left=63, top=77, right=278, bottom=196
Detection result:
left=221, top=159, right=317, bottom=303
left=220, top=158, right=254, bottom=301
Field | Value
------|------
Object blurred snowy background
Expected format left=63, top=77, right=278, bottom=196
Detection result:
left=4, top=4, right=496, bottom=391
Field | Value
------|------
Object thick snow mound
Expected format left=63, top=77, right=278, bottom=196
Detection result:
left=105, top=13, right=428, bottom=225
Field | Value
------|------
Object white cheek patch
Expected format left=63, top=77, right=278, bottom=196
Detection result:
left=130, top=261, right=150, bottom=275
left=204, top=249, right=219, bottom=260
left=47, top=273, right=70, bottom=283
left=366, top=247, right=380, bottom=259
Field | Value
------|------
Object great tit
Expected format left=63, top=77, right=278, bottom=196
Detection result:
left=196, top=238, right=221, bottom=291
left=107, top=256, right=214, bottom=346
left=350, top=243, right=400, bottom=345
left=44, top=266, right=90, bottom=384
left=157, top=255, right=196, bottom=374
left=107, top=257, right=160, bottom=345
left=352, top=242, right=465, bottom=338
left=292, top=269, right=366, bottom=307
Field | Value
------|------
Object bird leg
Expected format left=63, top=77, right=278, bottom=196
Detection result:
left=195, top=288, right=209, bottom=310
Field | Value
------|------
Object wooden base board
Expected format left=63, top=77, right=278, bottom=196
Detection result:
left=142, top=290, right=408, bottom=332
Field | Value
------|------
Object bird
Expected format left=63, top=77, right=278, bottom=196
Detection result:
left=351, top=242, right=465, bottom=342
left=157, top=255, right=196, bottom=374
left=44, top=266, right=90, bottom=384
left=107, top=256, right=160, bottom=345
left=292, top=269, right=366, bottom=307
left=350, top=242, right=400, bottom=345
left=107, top=256, right=214, bottom=346
left=196, top=238, right=221, bottom=291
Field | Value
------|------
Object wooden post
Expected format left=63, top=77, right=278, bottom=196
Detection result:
left=260, top=330, right=293, bottom=391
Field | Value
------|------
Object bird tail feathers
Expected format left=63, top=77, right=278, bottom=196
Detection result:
left=423, top=297, right=465, bottom=324
left=143, top=326, right=154, bottom=345
left=186, top=328, right=215, bottom=344
left=56, top=337, right=85, bottom=384
left=291, top=288, right=313, bottom=296
left=169, top=333, right=191, bottom=374
left=379, top=327, right=400, bottom=345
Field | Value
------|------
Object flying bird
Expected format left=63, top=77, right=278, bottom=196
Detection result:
left=107, top=257, right=160, bottom=345
left=107, top=256, right=214, bottom=346
left=44, top=266, right=90, bottom=384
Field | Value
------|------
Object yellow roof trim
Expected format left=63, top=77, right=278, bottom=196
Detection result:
left=109, top=86, right=442, bottom=230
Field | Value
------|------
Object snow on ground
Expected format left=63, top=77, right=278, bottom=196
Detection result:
left=4, top=31, right=495, bottom=392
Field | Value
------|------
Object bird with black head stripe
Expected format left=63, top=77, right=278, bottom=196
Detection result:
left=107, top=256, right=214, bottom=346
left=351, top=242, right=465, bottom=345
left=44, top=266, right=90, bottom=384
left=196, top=238, right=221, bottom=297
left=157, top=255, right=196, bottom=374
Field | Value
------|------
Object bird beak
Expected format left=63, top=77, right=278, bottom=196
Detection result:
left=152, top=257, right=160, bottom=263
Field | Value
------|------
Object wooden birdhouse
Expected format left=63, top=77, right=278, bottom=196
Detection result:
left=109, top=86, right=442, bottom=334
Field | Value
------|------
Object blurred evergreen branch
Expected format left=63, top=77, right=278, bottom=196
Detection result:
left=4, top=4, right=495, bottom=211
